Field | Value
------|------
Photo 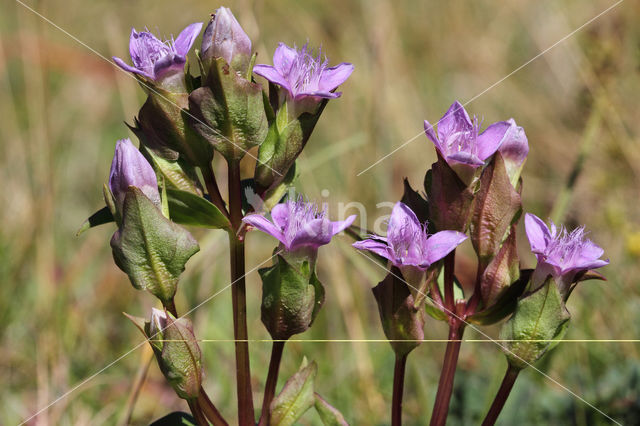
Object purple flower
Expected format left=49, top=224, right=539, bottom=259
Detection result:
left=424, top=101, right=528, bottom=184
left=243, top=198, right=356, bottom=252
left=201, top=7, right=252, bottom=71
left=353, top=202, right=467, bottom=270
left=253, top=43, right=353, bottom=101
left=113, top=23, right=202, bottom=82
left=525, top=213, right=609, bottom=295
left=109, top=138, right=160, bottom=211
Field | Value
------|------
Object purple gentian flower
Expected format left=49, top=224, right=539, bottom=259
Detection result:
left=424, top=101, right=528, bottom=184
left=201, top=7, right=252, bottom=72
left=525, top=213, right=609, bottom=296
left=353, top=202, right=467, bottom=271
left=253, top=43, right=353, bottom=102
left=109, top=138, right=160, bottom=211
left=243, top=198, right=356, bottom=252
left=113, top=23, right=202, bottom=82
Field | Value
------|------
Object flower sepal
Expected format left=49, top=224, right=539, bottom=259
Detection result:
left=425, top=153, right=476, bottom=232
left=134, top=90, right=214, bottom=168
left=126, top=309, right=203, bottom=400
left=254, top=100, right=328, bottom=193
left=372, top=269, right=426, bottom=357
left=110, top=186, right=200, bottom=304
left=499, top=277, right=571, bottom=370
left=188, top=57, right=268, bottom=162
left=469, top=152, right=522, bottom=264
left=259, top=254, right=325, bottom=341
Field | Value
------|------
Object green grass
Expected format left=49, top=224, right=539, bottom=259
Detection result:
left=1, top=0, right=639, bottom=424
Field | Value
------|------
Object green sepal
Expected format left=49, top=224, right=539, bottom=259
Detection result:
left=499, top=278, right=571, bottom=370
left=469, top=153, right=522, bottom=263
left=166, top=188, right=230, bottom=229
left=425, top=153, right=475, bottom=232
left=270, top=358, right=318, bottom=426
left=372, top=269, right=426, bottom=356
left=103, top=183, right=119, bottom=225
left=110, top=187, right=200, bottom=304
left=314, top=393, right=349, bottom=426
left=254, top=100, right=328, bottom=193
left=136, top=89, right=214, bottom=167
left=188, top=58, right=268, bottom=162
left=479, top=222, right=520, bottom=308
left=259, top=255, right=325, bottom=340
left=467, top=269, right=531, bottom=326
left=76, top=206, right=114, bottom=236
left=139, top=143, right=204, bottom=196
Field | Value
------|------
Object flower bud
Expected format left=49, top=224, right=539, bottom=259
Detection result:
left=145, top=308, right=203, bottom=400
left=201, top=7, right=252, bottom=73
left=108, top=138, right=160, bottom=213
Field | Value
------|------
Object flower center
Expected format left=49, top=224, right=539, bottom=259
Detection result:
left=283, top=198, right=326, bottom=245
left=131, top=31, right=176, bottom=75
left=444, top=116, right=481, bottom=157
left=285, top=45, right=328, bottom=96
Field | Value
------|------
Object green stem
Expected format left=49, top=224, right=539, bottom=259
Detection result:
left=258, top=340, right=286, bottom=426
left=481, top=365, right=520, bottom=426
left=429, top=321, right=465, bottom=426
left=392, top=353, right=408, bottom=426
left=228, top=160, right=255, bottom=426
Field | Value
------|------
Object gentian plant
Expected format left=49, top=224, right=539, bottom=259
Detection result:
left=79, top=6, right=612, bottom=426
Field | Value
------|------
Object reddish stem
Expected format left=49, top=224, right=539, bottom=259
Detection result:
left=392, top=353, right=408, bottom=426
left=481, top=365, right=520, bottom=426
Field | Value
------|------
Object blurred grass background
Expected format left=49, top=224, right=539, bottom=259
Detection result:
left=1, top=0, right=640, bottom=424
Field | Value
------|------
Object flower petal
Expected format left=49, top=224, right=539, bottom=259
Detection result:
left=331, top=215, right=357, bottom=236
left=113, top=56, right=150, bottom=78
left=498, top=118, right=529, bottom=167
left=424, top=231, right=468, bottom=265
left=270, top=203, right=290, bottom=230
left=352, top=238, right=393, bottom=261
left=387, top=202, right=422, bottom=243
left=174, top=22, right=203, bottom=56
left=477, top=120, right=511, bottom=161
left=153, top=54, right=186, bottom=80
left=424, top=120, right=440, bottom=149
left=272, top=42, right=299, bottom=74
left=446, top=151, right=485, bottom=167
left=289, top=218, right=332, bottom=250
left=437, top=101, right=473, bottom=142
left=317, top=63, right=354, bottom=92
left=242, top=214, right=285, bottom=244
left=253, top=64, right=292, bottom=92
left=525, top=213, right=551, bottom=254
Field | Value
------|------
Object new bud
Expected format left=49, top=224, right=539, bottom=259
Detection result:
left=145, top=309, right=203, bottom=400
left=201, top=7, right=252, bottom=73
left=108, top=138, right=160, bottom=213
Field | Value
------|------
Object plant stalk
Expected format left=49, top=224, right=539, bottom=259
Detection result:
left=258, top=340, right=286, bottom=426
left=187, top=400, right=209, bottom=426
left=202, top=163, right=230, bottom=219
left=481, top=365, right=520, bottom=426
left=198, top=388, right=229, bottom=426
left=443, top=251, right=456, bottom=312
left=429, top=321, right=465, bottom=426
left=228, top=160, right=255, bottom=426
left=392, top=353, right=408, bottom=426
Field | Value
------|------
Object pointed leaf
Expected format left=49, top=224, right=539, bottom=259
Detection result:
left=467, top=269, right=531, bottom=325
left=314, top=393, right=349, bottom=426
left=270, top=360, right=317, bottom=426
left=150, top=412, right=197, bottom=426
left=167, top=188, right=230, bottom=229
left=140, top=144, right=204, bottom=196
left=76, top=206, right=114, bottom=236
left=480, top=223, right=520, bottom=307
left=401, top=178, right=430, bottom=225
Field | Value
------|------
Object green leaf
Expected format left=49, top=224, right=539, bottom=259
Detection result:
left=479, top=223, right=520, bottom=307
left=159, top=316, right=203, bottom=400
left=166, top=188, right=230, bottom=229
left=110, top=187, right=200, bottom=304
left=188, top=58, right=268, bottom=162
left=140, top=144, right=204, bottom=196
left=469, top=153, right=521, bottom=263
left=499, top=279, right=571, bottom=369
left=76, top=206, right=114, bottom=236
left=259, top=255, right=325, bottom=340
left=314, top=393, right=349, bottom=426
left=149, top=411, right=197, bottom=426
left=270, top=359, right=318, bottom=426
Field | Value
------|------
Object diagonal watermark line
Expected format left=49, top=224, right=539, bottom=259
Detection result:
left=19, top=251, right=280, bottom=426
left=148, top=339, right=640, bottom=343
left=357, top=0, right=624, bottom=176
left=355, top=250, right=622, bottom=425
left=14, top=0, right=282, bottom=177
